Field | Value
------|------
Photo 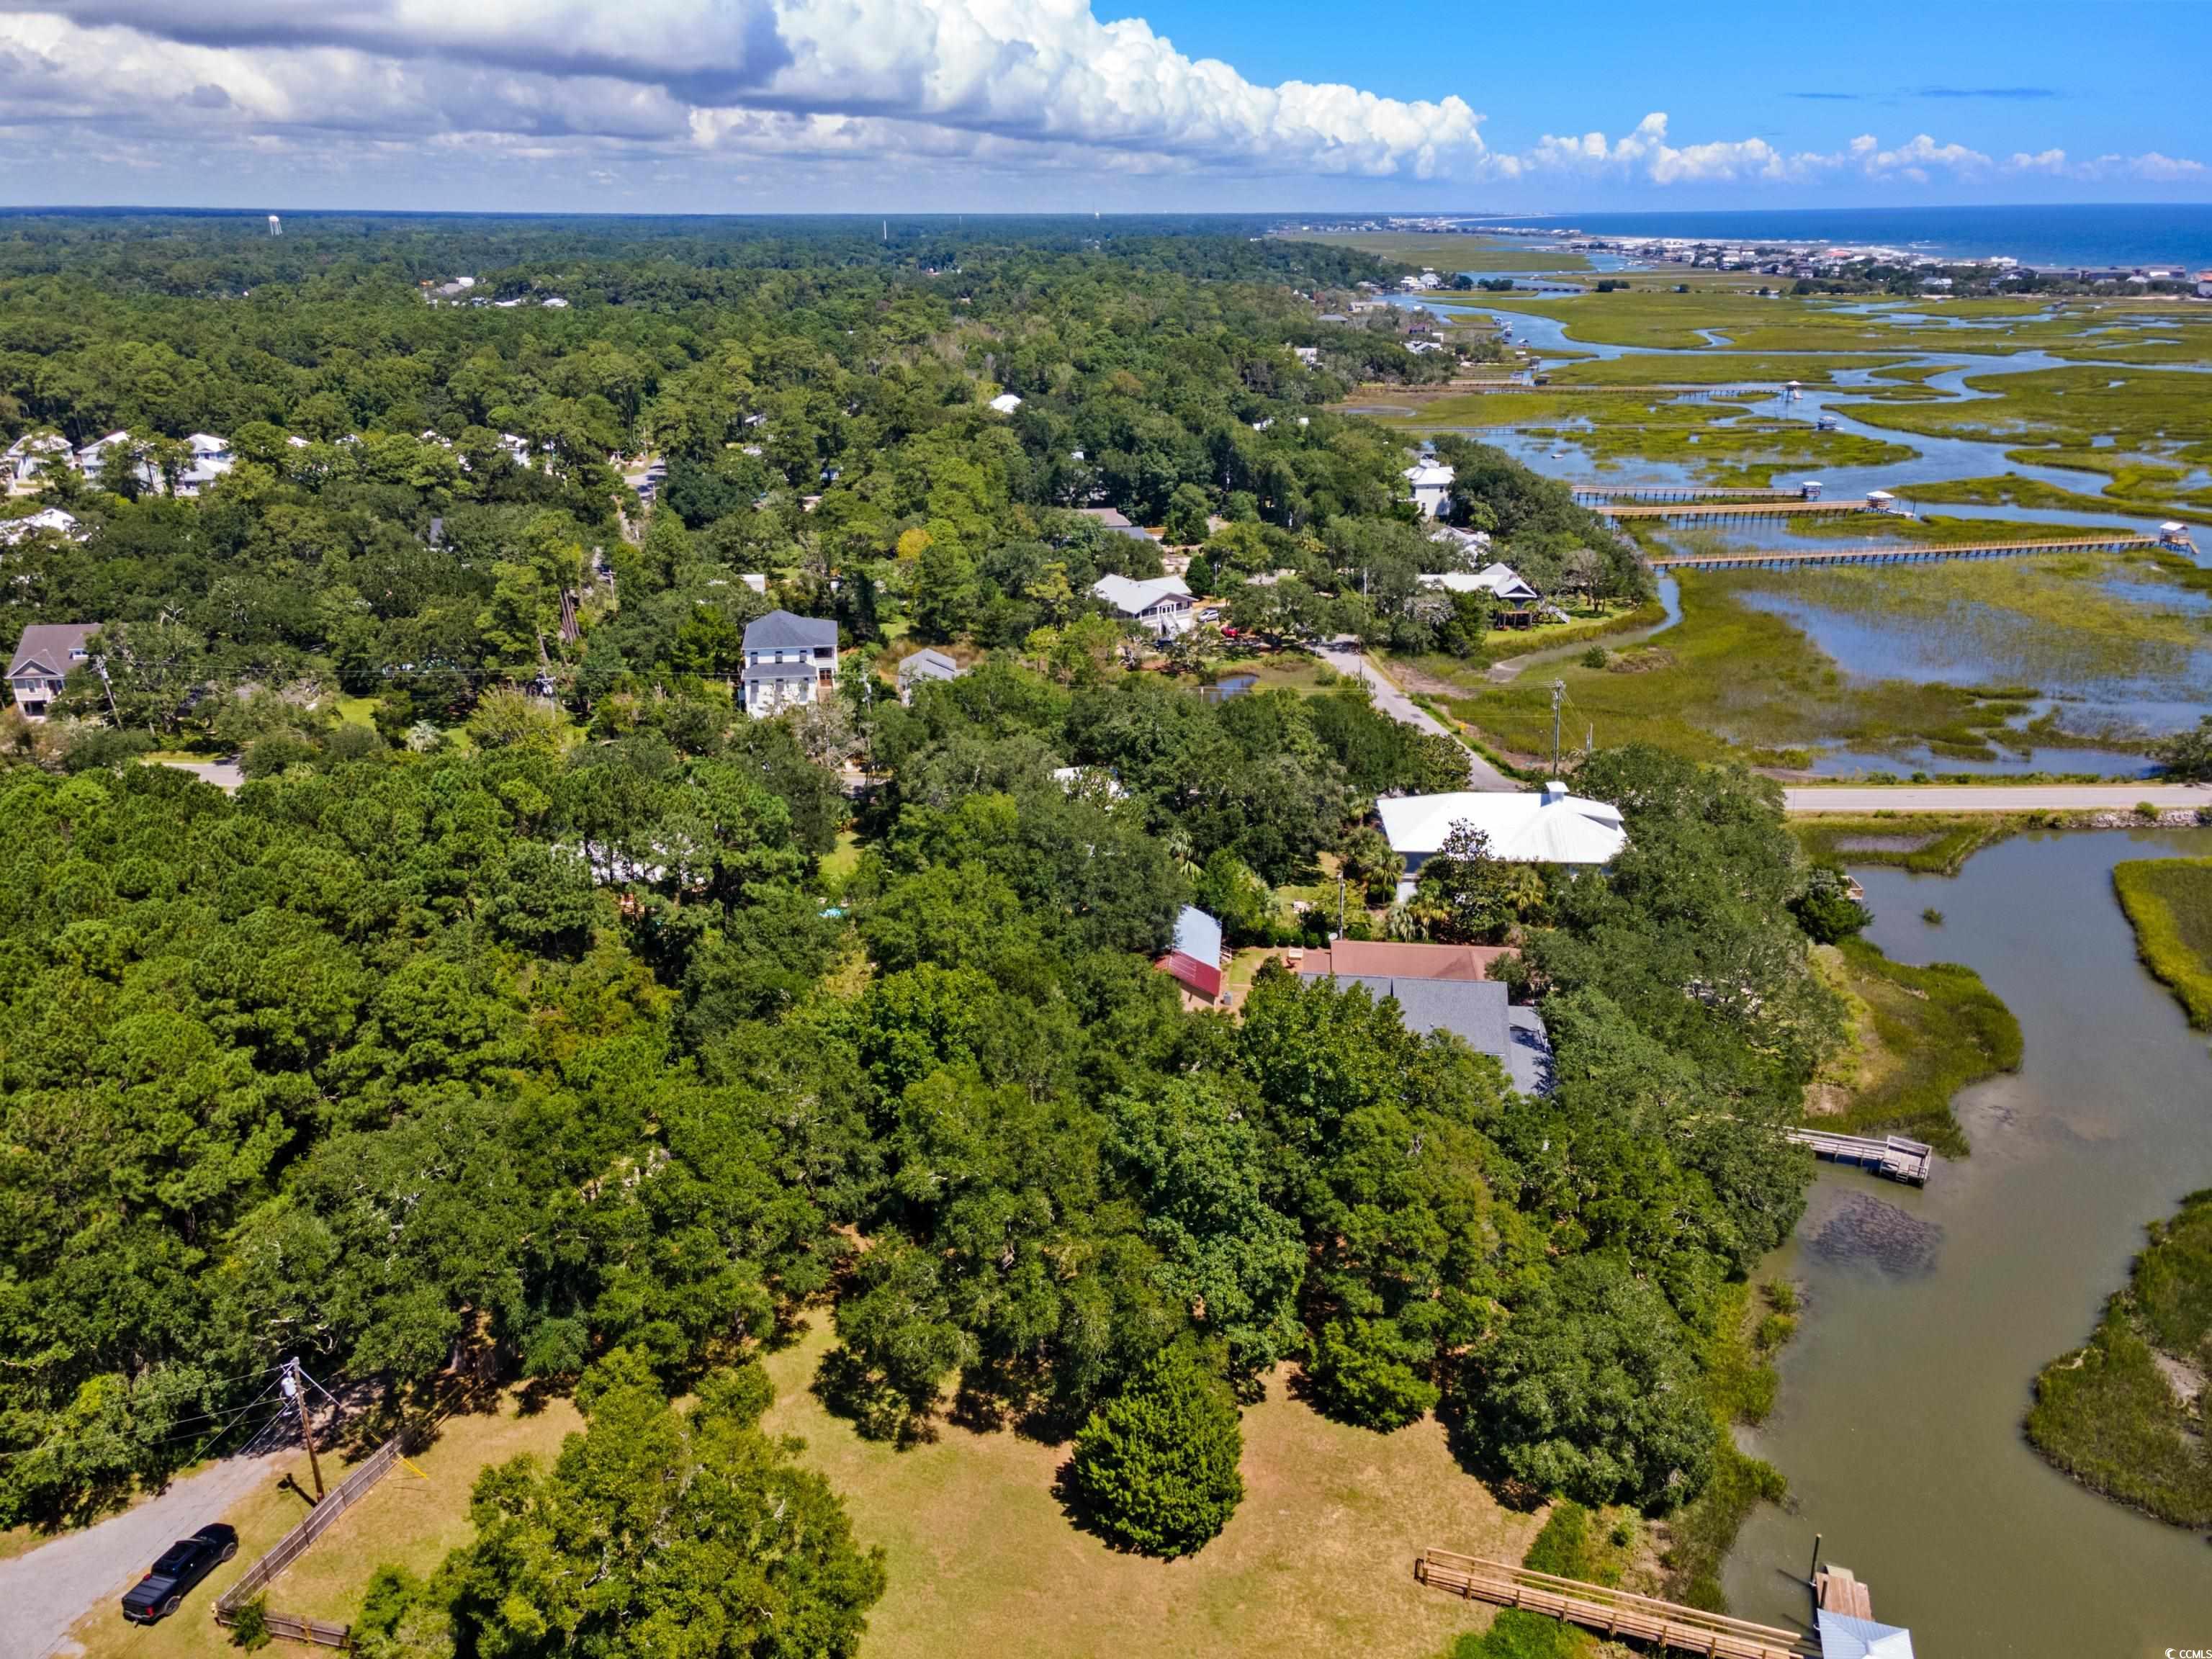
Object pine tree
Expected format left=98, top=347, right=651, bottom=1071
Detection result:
left=1066, top=1344, right=1244, bottom=1557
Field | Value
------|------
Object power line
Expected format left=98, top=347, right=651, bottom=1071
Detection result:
left=0, top=1371, right=290, bottom=1462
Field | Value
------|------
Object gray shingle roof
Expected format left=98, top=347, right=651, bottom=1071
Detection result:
left=897, top=648, right=961, bottom=683
left=742, top=610, right=837, bottom=653
left=8, top=623, right=97, bottom=680
left=1327, top=973, right=1551, bottom=1094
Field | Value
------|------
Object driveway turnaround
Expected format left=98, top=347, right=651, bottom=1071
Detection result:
left=1783, top=783, right=2210, bottom=815
left=0, top=1454, right=279, bottom=1659
left=1308, top=642, right=1521, bottom=793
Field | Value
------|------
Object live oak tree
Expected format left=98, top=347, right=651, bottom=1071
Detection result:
left=361, top=1350, right=885, bottom=1659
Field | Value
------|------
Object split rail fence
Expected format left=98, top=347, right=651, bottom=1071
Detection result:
left=212, top=1424, right=423, bottom=1650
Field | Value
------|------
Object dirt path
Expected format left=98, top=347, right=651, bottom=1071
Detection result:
left=0, top=1455, right=282, bottom=1658
left=1309, top=642, right=1521, bottom=793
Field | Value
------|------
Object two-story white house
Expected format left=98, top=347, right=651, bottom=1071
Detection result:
left=1092, top=573, right=1196, bottom=639
left=3, top=432, right=72, bottom=495
left=7, top=623, right=99, bottom=720
left=1403, top=461, right=1456, bottom=519
left=176, top=433, right=235, bottom=497
left=740, top=610, right=839, bottom=718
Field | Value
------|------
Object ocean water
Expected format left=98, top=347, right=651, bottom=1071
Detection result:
left=1463, top=204, right=2212, bottom=269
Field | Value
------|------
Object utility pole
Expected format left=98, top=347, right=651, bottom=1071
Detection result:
left=1550, top=680, right=1565, bottom=779
left=282, top=1359, right=324, bottom=1502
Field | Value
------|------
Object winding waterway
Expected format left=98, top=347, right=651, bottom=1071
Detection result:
left=1721, top=827, right=2212, bottom=1658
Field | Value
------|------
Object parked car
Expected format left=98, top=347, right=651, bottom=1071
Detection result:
left=120, top=1524, right=238, bottom=1624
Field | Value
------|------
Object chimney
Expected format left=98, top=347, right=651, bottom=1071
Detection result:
left=1541, top=780, right=1568, bottom=805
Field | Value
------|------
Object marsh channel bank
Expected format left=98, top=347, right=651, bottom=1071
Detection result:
left=1719, top=827, right=2212, bottom=1658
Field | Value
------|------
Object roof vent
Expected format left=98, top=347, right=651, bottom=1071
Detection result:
left=1540, top=780, right=1568, bottom=805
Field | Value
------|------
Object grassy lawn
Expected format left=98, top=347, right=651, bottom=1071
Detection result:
left=2112, top=858, right=2212, bottom=1028
left=759, top=1319, right=1534, bottom=1659
left=63, top=1395, right=583, bottom=1659
left=821, top=828, right=866, bottom=886
left=2028, top=1190, right=2212, bottom=1529
left=1806, top=938, right=2023, bottom=1156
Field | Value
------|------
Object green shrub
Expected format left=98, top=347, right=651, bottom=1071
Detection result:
left=1066, top=1344, right=1244, bottom=1557
left=228, top=1596, right=271, bottom=1651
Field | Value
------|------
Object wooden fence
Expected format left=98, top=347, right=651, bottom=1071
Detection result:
left=213, top=1424, right=423, bottom=1650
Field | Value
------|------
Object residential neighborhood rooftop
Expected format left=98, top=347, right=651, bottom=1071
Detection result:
left=1378, top=783, right=1628, bottom=868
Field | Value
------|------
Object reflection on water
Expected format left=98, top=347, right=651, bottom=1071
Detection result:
left=1724, top=584, right=2210, bottom=737
left=1195, top=673, right=1257, bottom=704
left=1801, top=745, right=2157, bottom=779
left=1725, top=828, right=2212, bottom=1658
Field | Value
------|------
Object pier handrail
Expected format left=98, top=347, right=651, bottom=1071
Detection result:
left=1417, top=1550, right=1806, bottom=1645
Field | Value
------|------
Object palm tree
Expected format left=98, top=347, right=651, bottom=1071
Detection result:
left=1165, top=827, right=1202, bottom=883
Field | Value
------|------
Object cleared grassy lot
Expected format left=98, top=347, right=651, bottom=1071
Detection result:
left=757, top=1320, right=1531, bottom=1659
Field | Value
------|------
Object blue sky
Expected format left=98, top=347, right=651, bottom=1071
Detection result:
left=0, top=0, right=2200, bottom=211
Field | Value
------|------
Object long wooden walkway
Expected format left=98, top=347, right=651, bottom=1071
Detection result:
left=1786, top=1128, right=1935, bottom=1186
left=1596, top=499, right=1874, bottom=521
left=1430, top=382, right=1783, bottom=398
left=1573, top=485, right=1813, bottom=505
left=1650, top=533, right=2158, bottom=572
left=1415, top=1550, right=1812, bottom=1659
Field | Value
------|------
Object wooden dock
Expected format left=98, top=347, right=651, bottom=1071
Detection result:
left=1573, top=485, right=1813, bottom=505
left=1415, top=1550, right=1811, bottom=1659
left=1815, top=1565, right=1875, bottom=1621
left=1596, top=499, right=1874, bottom=521
left=1650, top=533, right=2158, bottom=572
left=1786, top=1128, right=1935, bottom=1186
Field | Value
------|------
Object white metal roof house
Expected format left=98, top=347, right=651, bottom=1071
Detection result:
left=1092, top=574, right=1196, bottom=638
left=740, top=611, right=838, bottom=719
left=6, top=622, right=99, bottom=720
left=1379, top=781, right=1627, bottom=897
left=0, top=508, right=83, bottom=546
left=1417, top=563, right=1543, bottom=606
left=1403, top=462, right=1456, bottom=518
left=987, top=392, right=1024, bottom=415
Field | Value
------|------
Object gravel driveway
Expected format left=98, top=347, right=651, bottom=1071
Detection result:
left=1308, top=642, right=1521, bottom=793
left=0, top=1454, right=281, bottom=1658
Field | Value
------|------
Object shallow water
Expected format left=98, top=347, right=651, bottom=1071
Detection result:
left=1410, top=298, right=2212, bottom=539
left=1723, top=583, right=2211, bottom=736
left=1799, top=744, right=2157, bottom=779
left=1722, top=827, right=2212, bottom=1658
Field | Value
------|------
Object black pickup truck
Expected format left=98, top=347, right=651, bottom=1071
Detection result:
left=120, top=1524, right=238, bottom=1623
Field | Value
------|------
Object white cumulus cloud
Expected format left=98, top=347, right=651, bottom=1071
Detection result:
left=0, top=4, right=2194, bottom=204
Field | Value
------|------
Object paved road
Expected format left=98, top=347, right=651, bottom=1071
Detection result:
left=153, top=758, right=243, bottom=792
left=1310, top=643, right=1521, bottom=792
left=1784, top=783, right=2210, bottom=815
left=0, top=1453, right=281, bottom=1658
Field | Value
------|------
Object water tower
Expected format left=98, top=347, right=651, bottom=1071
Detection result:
left=268, top=214, right=282, bottom=236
